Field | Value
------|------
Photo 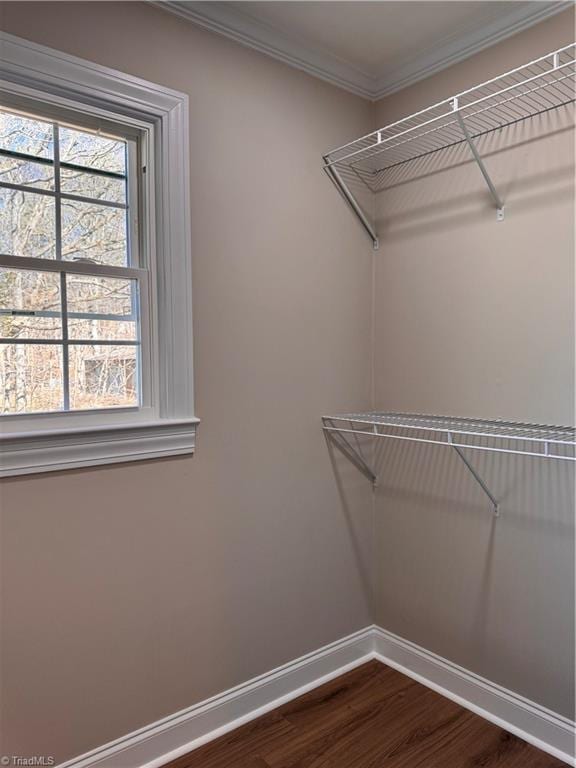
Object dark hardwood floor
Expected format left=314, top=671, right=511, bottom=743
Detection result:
left=165, top=660, right=566, bottom=767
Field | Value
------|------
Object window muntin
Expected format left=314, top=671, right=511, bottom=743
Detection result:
left=0, top=106, right=146, bottom=416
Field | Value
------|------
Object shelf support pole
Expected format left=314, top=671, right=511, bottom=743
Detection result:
left=323, top=160, right=379, bottom=249
left=450, top=442, right=500, bottom=517
left=455, top=107, right=504, bottom=221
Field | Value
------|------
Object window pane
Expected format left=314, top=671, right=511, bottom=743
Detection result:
left=0, top=343, right=63, bottom=413
left=61, top=199, right=127, bottom=266
left=0, top=268, right=61, bottom=339
left=0, top=111, right=53, bottom=159
left=59, top=126, right=126, bottom=174
left=66, top=274, right=137, bottom=341
left=0, top=188, right=56, bottom=259
left=61, top=167, right=125, bottom=204
left=0, top=155, right=53, bottom=189
left=69, top=344, right=138, bottom=410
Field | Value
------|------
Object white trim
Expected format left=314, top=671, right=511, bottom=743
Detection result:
left=372, top=626, right=575, bottom=765
left=152, top=1, right=572, bottom=102
left=55, top=625, right=575, bottom=768
left=372, top=1, right=576, bottom=99
left=0, top=32, right=197, bottom=475
left=56, top=627, right=375, bottom=768
left=0, top=418, right=199, bottom=477
left=151, top=0, right=376, bottom=99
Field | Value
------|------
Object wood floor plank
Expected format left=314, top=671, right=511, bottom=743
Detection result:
left=163, top=661, right=567, bottom=768
left=168, top=711, right=295, bottom=768
left=295, top=686, right=471, bottom=768
left=263, top=676, right=433, bottom=767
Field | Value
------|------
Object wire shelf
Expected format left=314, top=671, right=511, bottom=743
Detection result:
left=322, top=412, right=576, bottom=461
left=324, top=44, right=576, bottom=193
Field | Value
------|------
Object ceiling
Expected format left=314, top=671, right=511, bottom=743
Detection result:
left=157, top=1, right=572, bottom=99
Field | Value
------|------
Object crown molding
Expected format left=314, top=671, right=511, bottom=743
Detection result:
left=152, top=1, right=573, bottom=102
left=372, top=1, right=575, bottom=99
left=151, top=0, right=376, bottom=98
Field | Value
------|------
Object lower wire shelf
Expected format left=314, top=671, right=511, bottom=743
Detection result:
left=322, top=412, right=576, bottom=517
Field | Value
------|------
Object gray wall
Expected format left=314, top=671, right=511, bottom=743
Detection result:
left=373, top=10, right=575, bottom=719
left=0, top=3, right=374, bottom=762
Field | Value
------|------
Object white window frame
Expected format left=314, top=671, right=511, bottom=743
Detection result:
left=0, top=32, right=198, bottom=476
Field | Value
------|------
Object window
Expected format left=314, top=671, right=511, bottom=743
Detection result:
left=0, top=107, right=147, bottom=416
left=0, top=32, right=197, bottom=476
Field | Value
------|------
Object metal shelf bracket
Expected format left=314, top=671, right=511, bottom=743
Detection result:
left=454, top=100, right=504, bottom=221
left=448, top=436, right=499, bottom=517
left=323, top=412, right=576, bottom=517
left=324, top=418, right=499, bottom=513
left=323, top=419, right=378, bottom=486
left=323, top=160, right=379, bottom=249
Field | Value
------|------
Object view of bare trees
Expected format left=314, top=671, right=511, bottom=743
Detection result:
left=0, top=109, right=140, bottom=414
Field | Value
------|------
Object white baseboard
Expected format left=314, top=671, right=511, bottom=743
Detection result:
left=372, top=626, right=575, bottom=766
left=58, top=625, right=575, bottom=768
left=57, top=627, right=374, bottom=768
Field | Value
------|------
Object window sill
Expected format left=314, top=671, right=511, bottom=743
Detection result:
left=0, top=418, right=200, bottom=477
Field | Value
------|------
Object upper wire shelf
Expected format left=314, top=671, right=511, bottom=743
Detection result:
left=324, top=44, right=576, bottom=194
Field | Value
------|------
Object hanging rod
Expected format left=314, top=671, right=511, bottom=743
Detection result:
left=323, top=43, right=576, bottom=240
left=322, top=412, right=576, bottom=516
